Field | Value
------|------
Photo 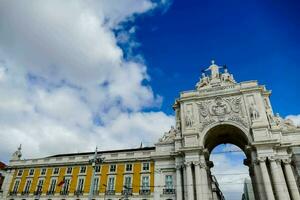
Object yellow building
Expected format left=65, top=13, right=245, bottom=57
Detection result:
left=3, top=147, right=156, bottom=200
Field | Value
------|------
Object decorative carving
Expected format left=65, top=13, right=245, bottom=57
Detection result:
left=273, top=113, right=297, bottom=130
left=197, top=95, right=249, bottom=130
left=159, top=126, right=178, bottom=143
left=249, top=103, right=259, bottom=120
left=185, top=161, right=192, bottom=167
left=197, top=102, right=209, bottom=117
left=185, top=105, right=194, bottom=128
left=282, top=158, right=292, bottom=165
left=210, top=97, right=230, bottom=116
left=11, top=144, right=22, bottom=160
left=230, top=96, right=242, bottom=113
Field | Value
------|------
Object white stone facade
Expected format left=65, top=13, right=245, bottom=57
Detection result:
left=153, top=61, right=300, bottom=200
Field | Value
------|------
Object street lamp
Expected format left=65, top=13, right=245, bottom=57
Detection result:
left=88, top=147, right=105, bottom=200
left=102, top=184, right=107, bottom=200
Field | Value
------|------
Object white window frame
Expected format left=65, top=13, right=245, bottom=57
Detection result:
left=125, top=163, right=133, bottom=172
left=17, top=169, right=23, bottom=177
left=66, top=167, right=72, bottom=174
left=165, top=175, right=173, bottom=189
left=12, top=179, right=20, bottom=192
left=123, top=175, right=132, bottom=189
left=53, top=167, right=59, bottom=175
left=80, top=166, right=86, bottom=174
left=107, top=176, right=115, bottom=191
left=109, top=164, right=116, bottom=173
left=29, top=168, right=35, bottom=176
left=62, top=178, right=71, bottom=192
left=95, top=165, right=101, bottom=173
left=36, top=178, right=44, bottom=192
left=24, top=179, right=32, bottom=193
left=40, top=168, right=47, bottom=176
left=141, top=175, right=150, bottom=190
left=142, top=162, right=150, bottom=172
left=76, top=177, right=85, bottom=192
left=92, top=177, right=99, bottom=193
left=48, top=178, right=57, bottom=192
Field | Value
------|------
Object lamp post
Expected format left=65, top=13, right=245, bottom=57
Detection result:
left=88, top=147, right=105, bottom=200
left=102, top=184, right=107, bottom=200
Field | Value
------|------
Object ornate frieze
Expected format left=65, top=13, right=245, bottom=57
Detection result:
left=196, top=95, right=248, bottom=131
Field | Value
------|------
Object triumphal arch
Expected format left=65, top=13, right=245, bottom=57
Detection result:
left=154, top=61, right=300, bottom=200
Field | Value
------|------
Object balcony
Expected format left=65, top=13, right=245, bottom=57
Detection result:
left=21, top=191, right=30, bottom=195
left=46, top=190, right=55, bottom=195
left=74, top=190, right=83, bottom=196
left=122, top=188, right=133, bottom=195
left=9, top=191, right=18, bottom=196
left=60, top=190, right=69, bottom=195
left=139, top=189, right=151, bottom=195
left=105, top=190, right=115, bottom=195
left=163, top=188, right=176, bottom=195
left=34, top=190, right=42, bottom=196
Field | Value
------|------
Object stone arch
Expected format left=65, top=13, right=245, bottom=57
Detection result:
left=200, top=121, right=251, bottom=155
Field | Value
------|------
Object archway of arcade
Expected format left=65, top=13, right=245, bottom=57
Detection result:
left=204, top=124, right=253, bottom=200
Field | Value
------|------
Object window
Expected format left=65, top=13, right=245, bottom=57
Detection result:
left=66, top=167, right=72, bottom=174
left=29, top=169, right=35, bottom=176
left=24, top=179, right=32, bottom=193
left=142, top=163, right=150, bottom=171
left=80, top=166, right=86, bottom=174
left=141, top=176, right=149, bottom=189
left=107, top=177, right=115, bottom=191
left=93, top=177, right=99, bottom=193
left=124, top=176, right=132, bottom=189
left=165, top=175, right=173, bottom=189
left=53, top=168, right=59, bottom=175
left=95, top=165, right=101, bottom=173
left=40, top=168, right=47, bottom=175
left=48, top=179, right=56, bottom=192
left=12, top=180, right=20, bottom=192
left=76, top=178, right=84, bottom=192
left=109, top=164, right=116, bottom=172
left=125, top=164, right=132, bottom=172
left=62, top=179, right=70, bottom=192
left=36, top=179, right=44, bottom=192
left=17, top=169, right=23, bottom=176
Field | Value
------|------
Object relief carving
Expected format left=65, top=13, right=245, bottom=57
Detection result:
left=185, top=105, right=194, bottom=128
left=197, top=95, right=249, bottom=131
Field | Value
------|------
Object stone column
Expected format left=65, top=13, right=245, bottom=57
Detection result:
left=253, top=161, right=266, bottom=200
left=194, top=161, right=202, bottom=200
left=283, top=158, right=300, bottom=200
left=176, top=165, right=183, bottom=200
left=185, top=162, right=194, bottom=200
left=258, top=157, right=275, bottom=200
left=277, top=159, right=291, bottom=199
left=269, top=157, right=291, bottom=200
left=200, top=162, right=210, bottom=200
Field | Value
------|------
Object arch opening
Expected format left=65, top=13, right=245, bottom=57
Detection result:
left=203, top=124, right=252, bottom=200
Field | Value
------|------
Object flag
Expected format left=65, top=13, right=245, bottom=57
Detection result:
left=58, top=177, right=65, bottom=187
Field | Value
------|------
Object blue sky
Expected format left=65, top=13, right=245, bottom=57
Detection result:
left=133, top=0, right=300, bottom=116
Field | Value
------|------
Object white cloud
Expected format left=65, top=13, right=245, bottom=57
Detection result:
left=286, top=114, right=300, bottom=127
left=210, top=145, right=249, bottom=200
left=0, top=0, right=174, bottom=163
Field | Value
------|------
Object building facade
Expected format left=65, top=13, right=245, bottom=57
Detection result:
left=2, top=61, right=300, bottom=200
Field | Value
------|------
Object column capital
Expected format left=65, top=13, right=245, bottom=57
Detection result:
left=176, top=164, right=182, bottom=170
left=185, top=161, right=192, bottom=167
left=282, top=158, right=292, bottom=165
left=257, top=156, right=267, bottom=163
left=269, top=156, right=277, bottom=162
left=193, top=161, right=201, bottom=166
